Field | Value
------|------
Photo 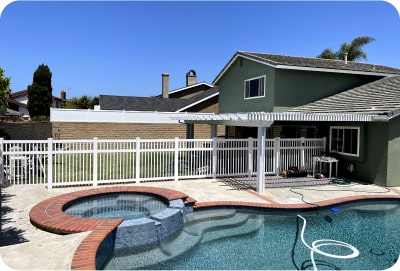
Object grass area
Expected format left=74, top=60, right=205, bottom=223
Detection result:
left=5, top=150, right=212, bottom=185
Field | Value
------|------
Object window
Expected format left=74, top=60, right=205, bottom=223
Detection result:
left=330, top=126, right=360, bottom=156
left=244, top=76, right=265, bottom=99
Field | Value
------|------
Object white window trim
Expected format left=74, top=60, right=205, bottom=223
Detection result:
left=329, top=126, right=360, bottom=157
left=244, top=75, right=266, bottom=99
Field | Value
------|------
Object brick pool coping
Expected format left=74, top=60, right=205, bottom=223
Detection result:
left=28, top=185, right=400, bottom=270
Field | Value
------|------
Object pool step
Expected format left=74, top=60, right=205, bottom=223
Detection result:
left=183, top=209, right=238, bottom=235
left=201, top=215, right=264, bottom=243
left=106, top=230, right=201, bottom=270
left=158, top=210, right=262, bottom=258
left=104, top=210, right=262, bottom=270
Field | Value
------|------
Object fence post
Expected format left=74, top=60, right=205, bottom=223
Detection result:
left=47, top=138, right=53, bottom=189
left=247, top=137, right=253, bottom=177
left=273, top=137, right=280, bottom=176
left=174, top=137, right=179, bottom=181
left=93, top=138, right=98, bottom=186
left=300, top=137, right=305, bottom=169
left=135, top=137, right=140, bottom=183
left=212, top=137, right=217, bottom=178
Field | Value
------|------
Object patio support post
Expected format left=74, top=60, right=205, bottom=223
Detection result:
left=186, top=124, right=194, bottom=139
left=247, top=137, right=253, bottom=177
left=210, top=124, right=217, bottom=138
left=212, top=137, right=217, bottom=178
left=273, top=137, right=280, bottom=176
left=256, top=127, right=266, bottom=193
left=300, top=137, right=305, bottom=170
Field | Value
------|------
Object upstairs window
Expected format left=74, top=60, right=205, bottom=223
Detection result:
left=244, top=76, right=265, bottom=99
left=330, top=126, right=360, bottom=157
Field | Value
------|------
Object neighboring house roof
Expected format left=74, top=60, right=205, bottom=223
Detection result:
left=214, top=51, right=400, bottom=83
left=289, top=75, right=400, bottom=117
left=8, top=90, right=64, bottom=104
left=100, top=86, right=219, bottom=112
left=153, top=82, right=214, bottom=97
left=8, top=90, right=28, bottom=99
left=7, top=99, right=26, bottom=107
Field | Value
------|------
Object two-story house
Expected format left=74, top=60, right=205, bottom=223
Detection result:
left=178, top=51, right=400, bottom=188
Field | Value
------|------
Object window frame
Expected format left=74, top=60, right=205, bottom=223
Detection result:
left=244, top=75, right=266, bottom=99
left=329, top=126, right=360, bottom=157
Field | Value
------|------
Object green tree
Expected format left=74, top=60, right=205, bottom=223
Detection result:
left=65, top=95, right=99, bottom=109
left=317, top=36, right=375, bottom=62
left=27, top=64, right=53, bottom=118
left=0, top=66, right=11, bottom=114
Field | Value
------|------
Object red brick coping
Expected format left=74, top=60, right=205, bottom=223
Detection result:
left=29, top=186, right=193, bottom=270
left=29, top=186, right=400, bottom=270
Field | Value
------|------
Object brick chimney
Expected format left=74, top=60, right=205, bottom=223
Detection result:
left=186, top=70, right=197, bottom=86
left=60, top=90, right=66, bottom=101
left=162, top=73, right=169, bottom=98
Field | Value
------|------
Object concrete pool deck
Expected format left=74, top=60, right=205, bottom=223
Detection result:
left=1, top=178, right=400, bottom=270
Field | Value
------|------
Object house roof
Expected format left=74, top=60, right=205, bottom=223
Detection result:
left=8, top=90, right=28, bottom=99
left=8, top=90, right=64, bottom=103
left=213, top=51, right=400, bottom=83
left=100, top=86, right=219, bottom=112
left=289, top=75, right=400, bottom=117
left=164, top=82, right=213, bottom=96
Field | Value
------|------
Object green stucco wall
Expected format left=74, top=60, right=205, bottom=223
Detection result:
left=343, top=120, right=400, bottom=187
left=387, top=117, right=400, bottom=186
left=218, top=57, right=276, bottom=113
left=357, top=122, right=388, bottom=186
left=274, top=70, right=378, bottom=108
left=218, top=56, right=380, bottom=113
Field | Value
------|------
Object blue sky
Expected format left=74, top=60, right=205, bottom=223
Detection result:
left=0, top=0, right=399, bottom=99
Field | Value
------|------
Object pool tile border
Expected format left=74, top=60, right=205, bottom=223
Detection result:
left=28, top=185, right=400, bottom=270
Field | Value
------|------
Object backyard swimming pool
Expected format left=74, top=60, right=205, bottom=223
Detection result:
left=103, top=201, right=400, bottom=270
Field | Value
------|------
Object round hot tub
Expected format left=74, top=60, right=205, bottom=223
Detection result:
left=64, top=193, right=168, bottom=220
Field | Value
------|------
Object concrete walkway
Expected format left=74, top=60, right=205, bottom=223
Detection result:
left=1, top=179, right=400, bottom=270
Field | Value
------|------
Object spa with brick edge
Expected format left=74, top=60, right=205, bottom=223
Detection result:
left=29, top=186, right=193, bottom=270
left=28, top=185, right=400, bottom=270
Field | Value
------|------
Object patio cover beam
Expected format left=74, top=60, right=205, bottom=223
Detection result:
left=172, top=111, right=378, bottom=194
left=174, top=111, right=378, bottom=125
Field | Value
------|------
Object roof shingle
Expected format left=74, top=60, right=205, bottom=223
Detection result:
left=99, top=86, right=219, bottom=112
left=289, top=76, right=400, bottom=115
left=239, top=51, right=400, bottom=75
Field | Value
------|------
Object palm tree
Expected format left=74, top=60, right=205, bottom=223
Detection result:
left=316, top=48, right=337, bottom=60
left=317, top=36, right=375, bottom=62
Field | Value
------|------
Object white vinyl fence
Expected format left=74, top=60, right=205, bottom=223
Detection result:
left=0, top=137, right=325, bottom=188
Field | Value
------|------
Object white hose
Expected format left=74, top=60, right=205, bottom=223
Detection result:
left=297, top=214, right=359, bottom=271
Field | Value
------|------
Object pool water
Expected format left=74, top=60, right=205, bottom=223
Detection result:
left=103, top=201, right=400, bottom=270
left=64, top=193, right=168, bottom=220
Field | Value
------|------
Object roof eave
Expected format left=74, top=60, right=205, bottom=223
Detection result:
left=176, top=92, right=219, bottom=112
left=213, top=51, right=399, bottom=85
left=276, top=64, right=399, bottom=77
left=169, top=82, right=214, bottom=95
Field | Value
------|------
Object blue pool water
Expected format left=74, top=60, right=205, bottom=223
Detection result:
left=103, top=201, right=400, bottom=270
left=64, top=193, right=168, bottom=220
